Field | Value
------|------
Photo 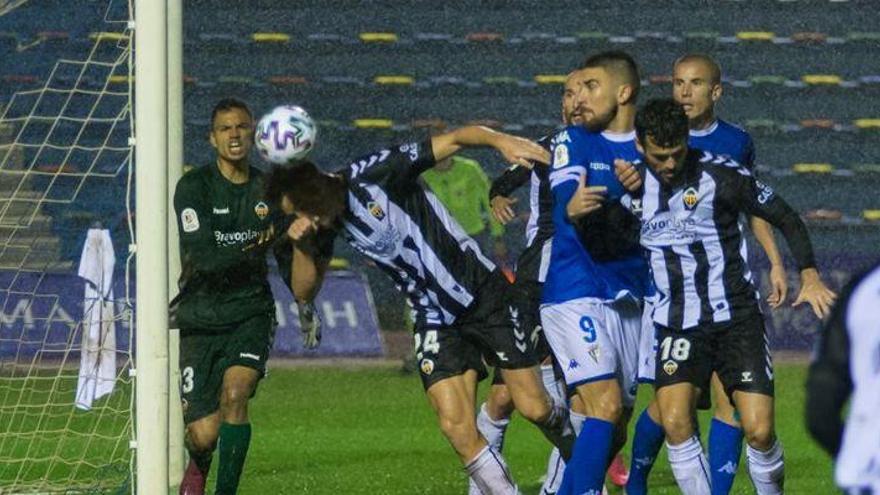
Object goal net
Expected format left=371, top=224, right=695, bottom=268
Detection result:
left=0, top=1, right=136, bottom=492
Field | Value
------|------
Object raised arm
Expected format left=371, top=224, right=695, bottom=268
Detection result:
left=431, top=126, right=550, bottom=169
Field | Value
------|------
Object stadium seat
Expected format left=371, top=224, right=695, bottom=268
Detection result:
left=267, top=76, right=308, bottom=85
left=736, top=31, right=775, bottom=41
left=749, top=75, right=787, bottom=85
left=800, top=119, right=836, bottom=129
left=854, top=119, right=880, bottom=129
left=793, top=163, right=834, bottom=174
left=466, top=32, right=504, bottom=42
left=802, top=74, right=842, bottom=85
left=792, top=32, right=828, bottom=43
left=374, top=75, right=414, bottom=85
left=863, top=210, right=880, bottom=221
left=251, top=32, right=290, bottom=43
left=353, top=119, right=393, bottom=129
left=88, top=31, right=128, bottom=42
left=359, top=32, right=398, bottom=43
left=534, top=74, right=566, bottom=84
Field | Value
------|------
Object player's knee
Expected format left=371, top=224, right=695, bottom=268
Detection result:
left=515, top=396, right=552, bottom=424
left=437, top=413, right=477, bottom=446
left=743, top=422, right=775, bottom=450
left=186, top=426, right=217, bottom=453
left=219, top=383, right=252, bottom=415
left=661, top=412, right=694, bottom=444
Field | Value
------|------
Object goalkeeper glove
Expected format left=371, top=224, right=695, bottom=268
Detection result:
left=297, top=300, right=321, bottom=349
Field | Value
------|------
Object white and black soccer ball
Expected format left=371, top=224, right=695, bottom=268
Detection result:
left=254, top=105, right=317, bottom=164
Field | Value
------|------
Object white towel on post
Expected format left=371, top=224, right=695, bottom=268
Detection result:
left=75, top=228, right=117, bottom=410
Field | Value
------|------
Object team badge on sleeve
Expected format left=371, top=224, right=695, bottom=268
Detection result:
left=553, top=144, right=569, bottom=169
left=181, top=208, right=200, bottom=232
left=254, top=201, right=269, bottom=220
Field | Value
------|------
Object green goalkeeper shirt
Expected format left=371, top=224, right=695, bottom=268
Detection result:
left=172, top=163, right=276, bottom=333
left=420, top=156, right=504, bottom=238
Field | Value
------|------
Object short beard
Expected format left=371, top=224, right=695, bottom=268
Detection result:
left=582, top=105, right=618, bottom=133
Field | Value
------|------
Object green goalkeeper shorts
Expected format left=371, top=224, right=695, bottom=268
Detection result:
left=179, top=313, right=275, bottom=424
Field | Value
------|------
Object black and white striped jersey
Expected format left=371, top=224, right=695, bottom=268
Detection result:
left=489, top=134, right=553, bottom=283
left=637, top=148, right=816, bottom=330
left=807, top=263, right=880, bottom=491
left=337, top=139, right=497, bottom=328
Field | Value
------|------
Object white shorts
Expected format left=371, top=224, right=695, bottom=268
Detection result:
left=637, top=297, right=658, bottom=384
left=540, top=296, right=642, bottom=407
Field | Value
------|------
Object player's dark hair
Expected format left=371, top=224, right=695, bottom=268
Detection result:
left=635, top=98, right=689, bottom=148
left=265, top=162, right=346, bottom=221
left=210, top=97, right=253, bottom=127
left=580, top=50, right=640, bottom=103
left=674, top=53, right=722, bottom=85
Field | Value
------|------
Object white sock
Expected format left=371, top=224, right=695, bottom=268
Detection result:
left=466, top=445, right=519, bottom=495
left=540, top=364, right=566, bottom=408
left=476, top=402, right=510, bottom=453
left=667, top=436, right=711, bottom=495
left=747, top=440, right=784, bottom=495
left=569, top=409, right=587, bottom=435
left=470, top=404, right=511, bottom=495
left=539, top=447, right=564, bottom=495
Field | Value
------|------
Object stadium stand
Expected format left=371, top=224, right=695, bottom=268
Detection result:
left=1, top=0, right=878, bottom=342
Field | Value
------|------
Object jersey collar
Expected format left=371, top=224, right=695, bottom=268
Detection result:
left=688, top=120, right=719, bottom=137
left=600, top=129, right=636, bottom=142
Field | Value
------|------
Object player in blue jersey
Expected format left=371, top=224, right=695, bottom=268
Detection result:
left=540, top=51, right=652, bottom=495
left=626, top=53, right=789, bottom=495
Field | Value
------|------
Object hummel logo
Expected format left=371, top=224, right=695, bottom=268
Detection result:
left=239, top=352, right=260, bottom=361
left=496, top=352, right=509, bottom=362
left=741, top=371, right=753, bottom=383
left=717, top=461, right=737, bottom=474
left=213, top=207, right=230, bottom=214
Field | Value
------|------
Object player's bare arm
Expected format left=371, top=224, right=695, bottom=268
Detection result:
left=431, top=126, right=550, bottom=169
left=750, top=216, right=788, bottom=308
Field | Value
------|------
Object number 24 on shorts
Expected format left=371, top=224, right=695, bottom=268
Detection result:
left=659, top=336, right=691, bottom=361
left=414, top=330, right=440, bottom=360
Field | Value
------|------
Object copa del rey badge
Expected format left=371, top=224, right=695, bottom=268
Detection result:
left=254, top=201, right=269, bottom=220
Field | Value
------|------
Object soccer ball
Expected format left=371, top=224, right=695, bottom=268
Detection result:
left=254, top=105, right=317, bottom=164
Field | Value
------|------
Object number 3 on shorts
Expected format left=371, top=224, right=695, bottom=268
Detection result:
left=181, top=366, right=194, bottom=394
left=659, top=336, right=691, bottom=361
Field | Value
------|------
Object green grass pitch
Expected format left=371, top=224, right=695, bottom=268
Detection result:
left=227, top=361, right=834, bottom=494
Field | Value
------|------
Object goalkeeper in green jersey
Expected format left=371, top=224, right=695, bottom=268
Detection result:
left=172, top=98, right=328, bottom=495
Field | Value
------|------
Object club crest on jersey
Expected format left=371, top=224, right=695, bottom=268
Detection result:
left=254, top=201, right=269, bottom=220
left=420, top=358, right=435, bottom=375
left=367, top=201, right=386, bottom=220
left=663, top=360, right=678, bottom=375
left=682, top=187, right=699, bottom=210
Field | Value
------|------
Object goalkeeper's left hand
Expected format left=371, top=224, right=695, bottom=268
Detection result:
left=297, top=300, right=322, bottom=349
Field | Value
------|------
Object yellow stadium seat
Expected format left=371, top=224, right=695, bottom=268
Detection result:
left=854, top=119, right=880, bottom=129
left=374, top=75, right=414, bottom=85
left=354, top=119, right=393, bottom=129
left=534, top=74, right=567, bottom=84
left=792, top=163, right=833, bottom=173
left=109, top=75, right=131, bottom=84
left=329, top=257, right=350, bottom=270
left=863, top=210, right=880, bottom=221
left=360, top=32, right=398, bottom=43
left=252, top=33, right=290, bottom=43
left=802, top=74, right=842, bottom=85
left=89, top=32, right=129, bottom=42
left=736, top=31, right=774, bottom=41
